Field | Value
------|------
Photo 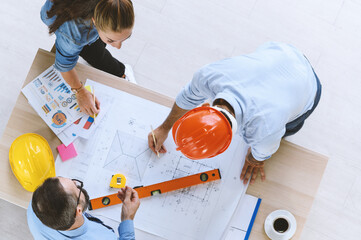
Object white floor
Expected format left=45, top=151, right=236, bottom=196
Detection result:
left=1, top=0, right=360, bottom=239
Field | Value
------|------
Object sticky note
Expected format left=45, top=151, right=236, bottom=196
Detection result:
left=57, top=143, right=77, bottom=162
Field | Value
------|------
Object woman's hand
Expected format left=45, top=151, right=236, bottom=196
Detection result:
left=76, top=87, right=100, bottom=116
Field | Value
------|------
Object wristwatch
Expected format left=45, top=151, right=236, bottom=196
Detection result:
left=71, top=81, right=83, bottom=94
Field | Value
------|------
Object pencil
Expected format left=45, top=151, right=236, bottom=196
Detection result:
left=93, top=86, right=96, bottom=125
left=150, top=125, right=160, bottom=157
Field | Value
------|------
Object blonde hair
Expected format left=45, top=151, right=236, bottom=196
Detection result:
left=94, top=0, right=134, bottom=32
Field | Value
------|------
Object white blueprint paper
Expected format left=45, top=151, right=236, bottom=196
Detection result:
left=55, top=80, right=248, bottom=240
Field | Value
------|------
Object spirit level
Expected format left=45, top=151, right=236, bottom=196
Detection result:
left=89, top=168, right=221, bottom=210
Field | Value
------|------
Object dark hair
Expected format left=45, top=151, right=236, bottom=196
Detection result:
left=47, top=0, right=134, bottom=34
left=212, top=98, right=235, bottom=128
left=47, top=0, right=99, bottom=34
left=32, top=177, right=77, bottom=230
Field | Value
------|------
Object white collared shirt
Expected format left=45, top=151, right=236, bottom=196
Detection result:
left=176, top=42, right=317, bottom=160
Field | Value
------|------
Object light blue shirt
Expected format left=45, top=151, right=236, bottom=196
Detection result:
left=40, top=0, right=99, bottom=72
left=176, top=42, right=317, bottom=160
left=27, top=202, right=135, bottom=240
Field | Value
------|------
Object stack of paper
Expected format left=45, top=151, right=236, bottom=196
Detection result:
left=57, top=89, right=112, bottom=146
left=22, top=65, right=111, bottom=146
left=223, top=194, right=262, bottom=240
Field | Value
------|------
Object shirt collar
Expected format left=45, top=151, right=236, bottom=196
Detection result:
left=214, top=92, right=243, bottom=132
left=58, top=215, right=88, bottom=237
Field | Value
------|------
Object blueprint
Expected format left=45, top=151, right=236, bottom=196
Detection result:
left=55, top=80, right=248, bottom=240
left=103, top=131, right=152, bottom=182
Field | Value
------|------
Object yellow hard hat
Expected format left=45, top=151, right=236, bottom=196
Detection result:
left=9, top=133, right=56, bottom=192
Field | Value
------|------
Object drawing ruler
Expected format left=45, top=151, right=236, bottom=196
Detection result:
left=89, top=168, right=221, bottom=210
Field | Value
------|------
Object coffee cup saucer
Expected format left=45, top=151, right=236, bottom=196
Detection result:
left=264, top=209, right=297, bottom=240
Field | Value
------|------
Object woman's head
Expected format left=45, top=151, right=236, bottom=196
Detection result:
left=47, top=0, right=135, bottom=48
left=93, top=0, right=134, bottom=49
left=94, top=0, right=134, bottom=33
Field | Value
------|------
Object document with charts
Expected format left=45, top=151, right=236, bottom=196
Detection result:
left=22, top=65, right=85, bottom=134
left=57, top=89, right=113, bottom=146
left=55, top=80, right=249, bottom=240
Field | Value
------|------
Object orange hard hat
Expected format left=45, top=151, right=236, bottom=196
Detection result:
left=172, top=106, right=235, bottom=160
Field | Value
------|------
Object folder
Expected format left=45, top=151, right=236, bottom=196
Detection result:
left=224, top=194, right=262, bottom=240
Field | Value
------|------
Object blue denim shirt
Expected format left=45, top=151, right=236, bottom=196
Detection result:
left=176, top=42, right=318, bottom=160
left=27, top=202, right=135, bottom=240
left=40, top=0, right=99, bottom=72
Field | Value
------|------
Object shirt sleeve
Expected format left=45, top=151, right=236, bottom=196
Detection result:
left=175, top=69, right=210, bottom=110
left=118, top=220, right=135, bottom=240
left=250, top=128, right=285, bottom=161
left=53, top=31, right=83, bottom=72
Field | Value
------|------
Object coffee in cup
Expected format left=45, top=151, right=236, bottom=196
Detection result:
left=273, top=217, right=289, bottom=233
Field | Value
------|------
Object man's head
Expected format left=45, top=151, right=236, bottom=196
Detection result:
left=32, top=177, right=90, bottom=230
left=172, top=100, right=237, bottom=160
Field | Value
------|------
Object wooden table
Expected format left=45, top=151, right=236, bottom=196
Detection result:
left=0, top=49, right=328, bottom=239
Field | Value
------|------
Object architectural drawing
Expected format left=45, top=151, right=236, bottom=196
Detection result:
left=55, top=80, right=248, bottom=240
left=159, top=156, right=220, bottom=220
left=65, top=154, right=91, bottom=182
left=103, top=130, right=152, bottom=182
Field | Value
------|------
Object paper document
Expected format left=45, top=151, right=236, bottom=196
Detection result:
left=55, top=80, right=249, bottom=240
left=57, top=85, right=113, bottom=146
left=224, top=194, right=262, bottom=240
left=22, top=70, right=112, bottom=146
left=21, top=65, right=85, bottom=134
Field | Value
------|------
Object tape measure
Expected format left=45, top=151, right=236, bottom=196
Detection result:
left=109, top=174, right=126, bottom=188
left=89, top=168, right=221, bottom=210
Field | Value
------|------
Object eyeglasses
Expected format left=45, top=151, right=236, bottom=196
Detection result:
left=72, top=179, right=83, bottom=206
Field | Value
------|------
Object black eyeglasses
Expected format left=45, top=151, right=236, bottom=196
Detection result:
left=72, top=179, right=83, bottom=206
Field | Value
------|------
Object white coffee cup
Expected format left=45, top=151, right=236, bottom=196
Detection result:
left=264, top=210, right=297, bottom=240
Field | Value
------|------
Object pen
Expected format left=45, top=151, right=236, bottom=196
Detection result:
left=93, top=86, right=96, bottom=125
left=150, top=125, right=160, bottom=157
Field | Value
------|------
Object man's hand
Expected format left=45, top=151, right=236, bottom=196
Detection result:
left=76, top=87, right=100, bottom=116
left=147, top=103, right=188, bottom=155
left=117, top=186, right=140, bottom=221
left=148, top=126, right=169, bottom=154
left=240, top=148, right=266, bottom=185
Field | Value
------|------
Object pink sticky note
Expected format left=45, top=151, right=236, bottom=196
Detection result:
left=57, top=143, right=78, bottom=162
